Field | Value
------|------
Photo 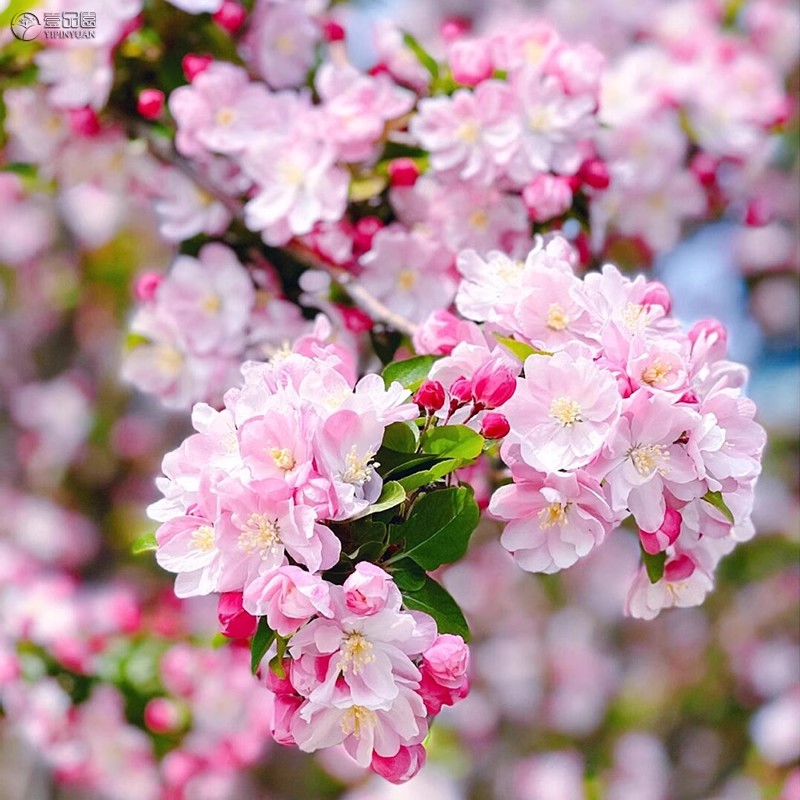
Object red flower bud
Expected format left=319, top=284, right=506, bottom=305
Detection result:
left=480, top=412, right=510, bottom=439
left=415, top=380, right=446, bottom=412
left=339, top=305, right=373, bottom=334
left=134, top=272, right=163, bottom=302
left=471, top=361, right=517, bottom=409
left=448, top=376, right=473, bottom=406
left=322, top=19, right=345, bottom=42
left=217, top=591, right=257, bottom=639
left=212, top=1, right=247, bottom=34
left=387, top=158, right=420, bottom=188
left=182, top=54, right=213, bottom=82
left=353, top=216, right=384, bottom=256
left=578, top=157, right=610, bottom=190
left=137, top=88, right=164, bottom=120
left=68, top=107, right=101, bottom=137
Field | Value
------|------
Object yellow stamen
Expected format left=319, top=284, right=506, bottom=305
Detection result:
left=546, top=302, right=570, bottom=331
left=538, top=502, right=568, bottom=529
left=549, top=396, right=582, bottom=427
left=238, top=513, right=281, bottom=559
left=189, top=525, right=216, bottom=552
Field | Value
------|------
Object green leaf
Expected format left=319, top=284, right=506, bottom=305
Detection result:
left=346, top=520, right=388, bottom=561
left=397, top=458, right=461, bottom=492
left=250, top=617, right=276, bottom=674
left=493, top=333, right=553, bottom=361
left=701, top=490, right=735, bottom=525
left=402, top=31, right=439, bottom=79
left=349, top=174, right=387, bottom=202
left=378, top=448, right=444, bottom=479
left=401, top=575, right=470, bottom=640
left=642, top=549, right=666, bottom=584
left=421, top=425, right=484, bottom=460
left=382, top=355, right=438, bottom=392
left=349, top=481, right=406, bottom=521
left=389, top=486, right=480, bottom=570
left=131, top=532, right=157, bottom=555
left=381, top=421, right=418, bottom=453
left=390, top=559, right=427, bottom=592
left=268, top=635, right=288, bottom=679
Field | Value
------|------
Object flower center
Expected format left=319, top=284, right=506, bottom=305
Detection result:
left=457, top=120, right=479, bottom=144
left=238, top=513, right=281, bottom=559
left=215, top=107, right=236, bottom=127
left=189, top=525, right=216, bottom=552
left=537, top=502, right=568, bottom=529
left=277, top=160, right=304, bottom=187
left=641, top=359, right=671, bottom=386
left=628, top=444, right=670, bottom=476
left=340, top=705, right=377, bottom=739
left=546, top=302, right=570, bottom=331
left=396, top=268, right=417, bottom=291
left=340, top=446, right=375, bottom=486
left=270, top=447, right=296, bottom=471
left=275, top=33, right=296, bottom=55
left=527, top=106, right=553, bottom=132
left=337, top=632, right=375, bottom=676
left=155, top=345, right=184, bottom=376
left=549, top=396, right=582, bottom=426
left=469, top=209, right=489, bottom=231
left=202, top=294, right=221, bottom=314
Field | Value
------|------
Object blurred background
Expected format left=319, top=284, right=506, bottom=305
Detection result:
left=0, top=0, right=798, bottom=798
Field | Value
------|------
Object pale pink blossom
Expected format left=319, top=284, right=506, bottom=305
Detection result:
left=243, top=566, right=333, bottom=636
left=343, top=562, right=398, bottom=617
left=501, top=350, right=622, bottom=473
left=491, top=465, right=616, bottom=573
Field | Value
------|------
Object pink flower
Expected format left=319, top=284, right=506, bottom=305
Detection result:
left=412, top=309, right=486, bottom=356
left=490, top=466, right=615, bottom=573
left=243, top=135, right=349, bottom=246
left=169, top=62, right=275, bottom=157
left=316, top=63, right=415, bottom=163
left=471, top=359, right=518, bottom=409
left=243, top=566, right=333, bottom=636
left=447, top=39, right=494, bottom=86
left=410, top=81, right=518, bottom=185
left=639, top=507, right=682, bottom=555
left=358, top=226, right=456, bottom=324
left=625, top=555, right=713, bottom=620
left=371, top=744, right=427, bottom=783
left=217, top=591, right=257, bottom=638
left=243, top=2, right=320, bottom=89
left=501, top=350, right=622, bottom=473
left=598, top=391, right=702, bottom=533
left=343, top=563, right=397, bottom=617
left=522, top=174, right=574, bottom=222
left=421, top=634, right=469, bottom=690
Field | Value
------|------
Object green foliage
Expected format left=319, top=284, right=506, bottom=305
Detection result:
left=642, top=548, right=667, bottom=584
left=400, top=574, right=470, bottom=640
left=420, top=424, right=484, bottom=460
left=702, top=490, right=735, bottom=524
left=250, top=617, right=276, bottom=675
left=389, top=486, right=479, bottom=571
left=381, top=355, right=439, bottom=391
left=131, top=532, right=157, bottom=555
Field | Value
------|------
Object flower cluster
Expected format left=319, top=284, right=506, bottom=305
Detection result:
left=415, top=232, right=766, bottom=617
left=122, top=243, right=307, bottom=408
left=149, top=347, right=469, bottom=778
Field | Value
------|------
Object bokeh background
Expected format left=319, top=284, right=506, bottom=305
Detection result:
left=0, top=0, right=798, bottom=798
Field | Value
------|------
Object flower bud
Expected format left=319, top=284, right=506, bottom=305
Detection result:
left=664, top=553, right=696, bottom=582
left=412, top=309, right=462, bottom=356
left=688, top=318, right=728, bottom=360
left=639, top=507, right=682, bottom=555
left=387, top=158, right=420, bottom=188
left=144, top=697, right=184, bottom=734
left=217, top=591, right=257, bottom=639
left=353, top=216, right=383, bottom=256
left=522, top=174, right=573, bottom=222
left=371, top=744, right=427, bottom=784
left=472, top=361, right=517, bottom=409
left=449, top=376, right=473, bottom=406
left=422, top=634, right=470, bottom=689
left=272, top=693, right=303, bottom=746
left=212, top=0, right=246, bottom=34
left=745, top=197, right=771, bottom=227
left=440, top=16, right=472, bottom=43
left=448, top=39, right=493, bottom=86
left=415, top=379, right=446, bottom=413
left=641, top=281, right=671, bottom=314
left=182, top=54, right=213, bottom=82
left=68, top=107, right=101, bottom=137
left=133, top=272, right=163, bottom=302
left=578, top=157, right=611, bottom=190
left=137, top=89, right=164, bottom=120
left=343, top=562, right=394, bottom=616
left=322, top=19, right=346, bottom=42
left=690, top=152, right=718, bottom=188
left=480, top=412, right=510, bottom=439
left=339, top=305, right=373, bottom=334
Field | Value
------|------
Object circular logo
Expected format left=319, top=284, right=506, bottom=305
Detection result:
left=10, top=11, right=43, bottom=41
